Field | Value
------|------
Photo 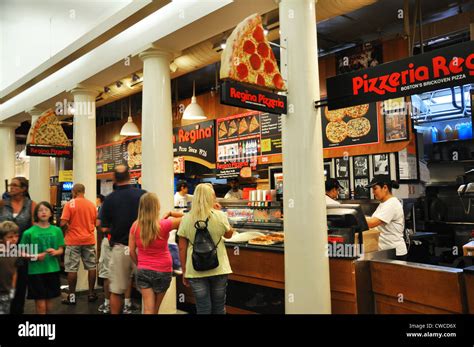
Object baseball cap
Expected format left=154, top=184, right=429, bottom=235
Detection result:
left=325, top=178, right=342, bottom=192
left=366, top=175, right=392, bottom=188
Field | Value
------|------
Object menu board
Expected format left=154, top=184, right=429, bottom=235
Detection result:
left=216, top=111, right=261, bottom=178
left=96, top=136, right=141, bottom=174
left=216, top=111, right=282, bottom=178
left=260, top=113, right=282, bottom=156
left=322, top=102, right=379, bottom=149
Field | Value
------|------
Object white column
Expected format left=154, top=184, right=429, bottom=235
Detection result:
left=279, top=0, right=331, bottom=313
left=28, top=108, right=51, bottom=203
left=0, top=122, right=19, bottom=188
left=70, top=85, right=100, bottom=292
left=70, top=86, right=99, bottom=203
left=139, top=47, right=176, bottom=314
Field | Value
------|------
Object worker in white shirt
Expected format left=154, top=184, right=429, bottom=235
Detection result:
left=224, top=178, right=243, bottom=200
left=365, top=175, right=407, bottom=260
left=174, top=181, right=193, bottom=208
left=325, top=178, right=341, bottom=205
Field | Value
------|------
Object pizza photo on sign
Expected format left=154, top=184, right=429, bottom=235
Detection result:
left=238, top=118, right=249, bottom=135
left=220, top=13, right=286, bottom=91
left=249, top=116, right=260, bottom=133
left=219, top=122, right=228, bottom=139
left=228, top=120, right=238, bottom=137
left=27, top=109, right=71, bottom=146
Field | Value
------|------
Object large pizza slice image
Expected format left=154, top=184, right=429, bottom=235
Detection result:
left=27, top=109, right=71, bottom=146
left=220, top=13, right=286, bottom=91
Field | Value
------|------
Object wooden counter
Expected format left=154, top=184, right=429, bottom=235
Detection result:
left=464, top=266, right=474, bottom=314
left=370, top=259, right=467, bottom=314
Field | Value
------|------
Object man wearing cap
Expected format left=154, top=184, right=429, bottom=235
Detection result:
left=365, top=175, right=407, bottom=260
left=325, top=178, right=342, bottom=205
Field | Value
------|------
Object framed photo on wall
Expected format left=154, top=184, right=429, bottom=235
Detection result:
left=353, top=155, right=369, bottom=178
left=354, top=177, right=370, bottom=199
left=335, top=157, right=350, bottom=178
left=338, top=179, right=351, bottom=200
left=324, top=160, right=332, bottom=179
left=373, top=153, right=390, bottom=176
left=383, top=98, right=409, bottom=143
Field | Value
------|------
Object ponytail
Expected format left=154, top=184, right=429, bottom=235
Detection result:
left=390, top=180, right=400, bottom=190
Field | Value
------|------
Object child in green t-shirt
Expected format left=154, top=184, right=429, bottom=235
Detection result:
left=20, top=202, right=64, bottom=314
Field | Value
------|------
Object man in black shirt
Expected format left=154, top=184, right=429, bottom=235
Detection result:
left=99, top=165, right=146, bottom=314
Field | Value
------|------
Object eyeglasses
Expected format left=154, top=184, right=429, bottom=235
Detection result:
left=8, top=184, right=21, bottom=188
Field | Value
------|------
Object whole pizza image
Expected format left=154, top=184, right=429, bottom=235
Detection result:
left=2, top=0, right=474, bottom=334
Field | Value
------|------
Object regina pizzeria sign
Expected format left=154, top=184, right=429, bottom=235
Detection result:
left=327, top=41, right=474, bottom=110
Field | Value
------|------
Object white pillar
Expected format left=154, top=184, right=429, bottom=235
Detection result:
left=70, top=85, right=100, bottom=292
left=28, top=108, right=51, bottom=203
left=139, top=47, right=177, bottom=314
left=279, top=0, right=331, bottom=313
left=0, top=122, right=19, bottom=188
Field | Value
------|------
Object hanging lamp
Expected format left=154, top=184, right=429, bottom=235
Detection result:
left=182, top=81, right=206, bottom=120
left=120, top=96, right=140, bottom=136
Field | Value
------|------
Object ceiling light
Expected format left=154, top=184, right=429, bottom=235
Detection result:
left=104, top=86, right=110, bottom=93
left=183, top=81, right=206, bottom=120
left=220, top=40, right=227, bottom=50
left=170, top=62, right=178, bottom=73
left=120, top=116, right=140, bottom=136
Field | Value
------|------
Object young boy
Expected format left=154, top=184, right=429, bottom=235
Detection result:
left=0, top=221, right=20, bottom=314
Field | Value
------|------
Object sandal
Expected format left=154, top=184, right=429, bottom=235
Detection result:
left=88, top=293, right=98, bottom=302
left=61, top=294, right=76, bottom=305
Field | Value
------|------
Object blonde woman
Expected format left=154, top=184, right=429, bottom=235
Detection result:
left=129, top=193, right=183, bottom=314
left=177, top=184, right=233, bottom=314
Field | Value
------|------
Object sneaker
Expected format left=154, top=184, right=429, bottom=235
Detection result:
left=98, top=303, right=110, bottom=314
left=122, top=304, right=133, bottom=314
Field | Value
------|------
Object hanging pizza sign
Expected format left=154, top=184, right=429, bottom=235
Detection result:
left=26, top=109, right=72, bottom=158
left=220, top=13, right=287, bottom=114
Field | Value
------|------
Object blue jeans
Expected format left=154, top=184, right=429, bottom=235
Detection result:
left=188, top=275, right=228, bottom=314
left=168, top=244, right=181, bottom=270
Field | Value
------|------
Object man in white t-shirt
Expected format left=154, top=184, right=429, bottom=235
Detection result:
left=174, top=181, right=193, bottom=208
left=365, top=175, right=407, bottom=258
left=224, top=178, right=243, bottom=200
left=325, top=178, right=341, bottom=205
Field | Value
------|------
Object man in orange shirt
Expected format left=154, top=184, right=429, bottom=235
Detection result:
left=60, top=184, right=98, bottom=304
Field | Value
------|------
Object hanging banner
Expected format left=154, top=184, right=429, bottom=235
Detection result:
left=172, top=120, right=216, bottom=169
left=26, top=109, right=72, bottom=158
left=327, top=41, right=474, bottom=110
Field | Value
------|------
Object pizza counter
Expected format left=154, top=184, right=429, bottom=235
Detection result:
left=176, top=233, right=396, bottom=314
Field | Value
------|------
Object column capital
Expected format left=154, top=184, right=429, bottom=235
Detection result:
left=139, top=47, right=174, bottom=62
left=70, top=84, right=101, bottom=98
left=0, top=121, right=21, bottom=129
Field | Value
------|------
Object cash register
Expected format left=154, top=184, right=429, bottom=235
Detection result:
left=326, top=204, right=369, bottom=258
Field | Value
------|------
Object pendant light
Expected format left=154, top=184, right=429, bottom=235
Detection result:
left=182, top=81, right=206, bottom=120
left=120, top=96, right=140, bottom=136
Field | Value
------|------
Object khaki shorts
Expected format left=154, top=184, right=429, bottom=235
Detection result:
left=109, top=244, right=135, bottom=295
left=64, top=245, right=97, bottom=272
left=98, top=238, right=112, bottom=279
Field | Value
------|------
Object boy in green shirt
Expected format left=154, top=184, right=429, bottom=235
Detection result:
left=20, top=202, right=64, bottom=314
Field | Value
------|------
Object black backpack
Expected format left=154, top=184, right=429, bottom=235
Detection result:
left=190, top=218, right=220, bottom=271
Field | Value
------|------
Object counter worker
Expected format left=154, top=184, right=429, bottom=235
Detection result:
left=174, top=181, right=193, bottom=208
left=325, top=178, right=341, bottom=206
left=365, top=175, right=407, bottom=260
left=224, top=178, right=243, bottom=200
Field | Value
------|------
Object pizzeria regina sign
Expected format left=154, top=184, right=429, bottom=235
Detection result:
left=221, top=80, right=287, bottom=115
left=326, top=41, right=474, bottom=110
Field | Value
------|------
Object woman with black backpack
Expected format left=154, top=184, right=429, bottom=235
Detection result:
left=177, top=183, right=234, bottom=314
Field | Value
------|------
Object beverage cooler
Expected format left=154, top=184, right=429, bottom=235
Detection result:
left=51, top=181, right=73, bottom=225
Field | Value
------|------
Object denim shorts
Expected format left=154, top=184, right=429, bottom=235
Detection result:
left=136, top=269, right=172, bottom=294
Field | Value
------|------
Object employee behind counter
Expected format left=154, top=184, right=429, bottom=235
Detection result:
left=365, top=175, right=407, bottom=260
left=326, top=176, right=407, bottom=260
